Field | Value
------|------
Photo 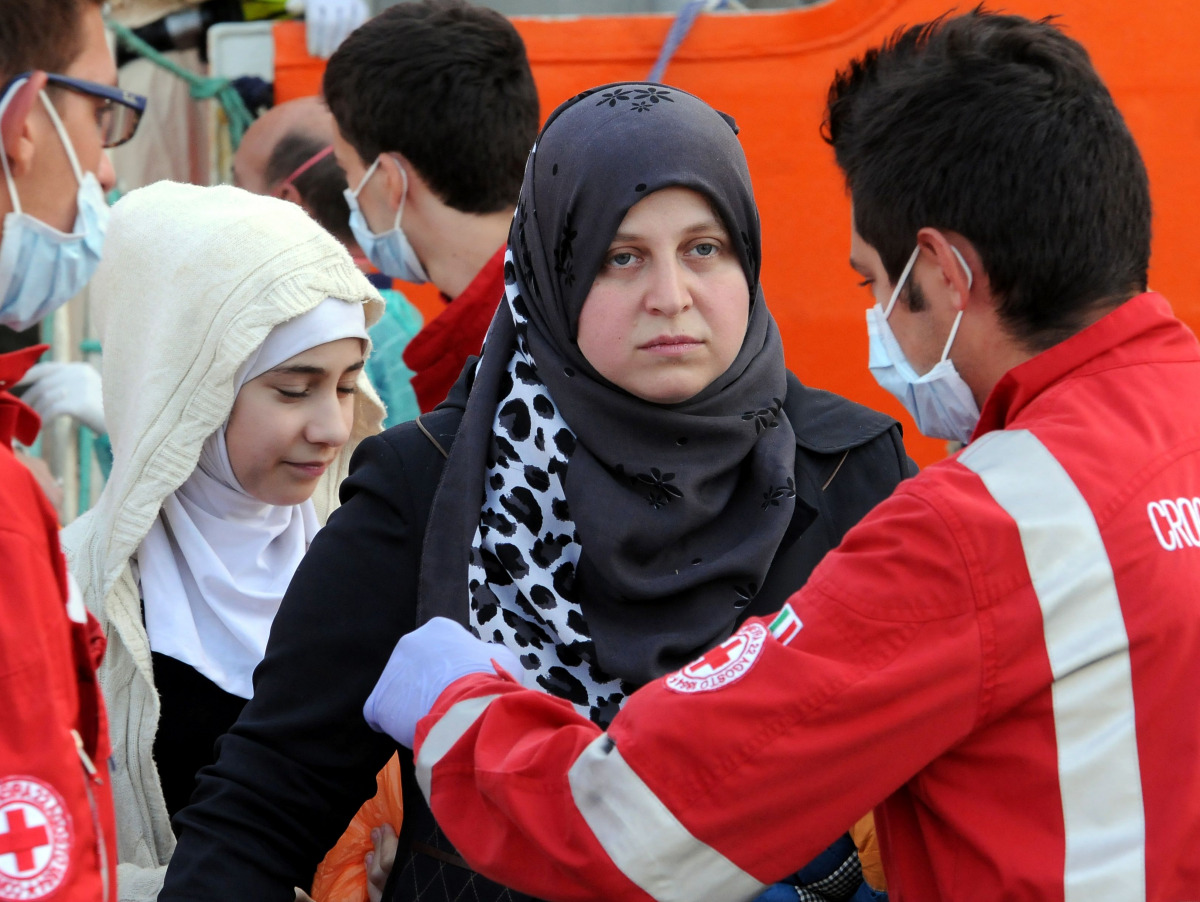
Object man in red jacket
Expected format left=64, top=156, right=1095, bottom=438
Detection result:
left=0, top=1, right=143, bottom=898
left=363, top=10, right=1200, bottom=901
left=324, top=0, right=540, bottom=412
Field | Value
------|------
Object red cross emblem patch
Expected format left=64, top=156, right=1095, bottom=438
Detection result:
left=666, top=622, right=767, bottom=694
left=0, top=778, right=73, bottom=901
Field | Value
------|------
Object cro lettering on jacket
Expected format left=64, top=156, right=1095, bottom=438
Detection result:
left=1147, top=497, right=1200, bottom=550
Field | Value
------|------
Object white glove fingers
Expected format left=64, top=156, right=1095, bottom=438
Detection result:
left=364, top=617, right=518, bottom=747
left=15, top=361, right=55, bottom=386
left=20, top=379, right=58, bottom=414
left=40, top=397, right=76, bottom=422
left=12, top=362, right=105, bottom=432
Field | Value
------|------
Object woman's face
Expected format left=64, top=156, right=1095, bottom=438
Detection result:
left=225, top=337, right=365, bottom=505
left=576, top=187, right=750, bottom=404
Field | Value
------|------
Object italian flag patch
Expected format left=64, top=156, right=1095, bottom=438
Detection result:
left=769, top=603, right=803, bottom=645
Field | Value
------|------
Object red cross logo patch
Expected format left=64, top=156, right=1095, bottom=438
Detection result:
left=0, top=778, right=73, bottom=901
left=665, top=622, right=767, bottom=694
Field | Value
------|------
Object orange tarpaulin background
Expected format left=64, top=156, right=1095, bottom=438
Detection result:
left=275, top=1, right=1199, bottom=467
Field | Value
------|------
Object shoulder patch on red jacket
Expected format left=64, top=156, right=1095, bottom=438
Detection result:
left=666, top=622, right=767, bottom=694
left=768, top=603, right=803, bottom=644
left=0, top=777, right=73, bottom=900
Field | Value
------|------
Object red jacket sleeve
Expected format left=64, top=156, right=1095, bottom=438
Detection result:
left=414, top=488, right=985, bottom=902
left=0, top=451, right=117, bottom=901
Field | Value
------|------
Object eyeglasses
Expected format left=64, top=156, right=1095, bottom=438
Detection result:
left=2, top=72, right=147, bottom=148
left=44, top=73, right=147, bottom=148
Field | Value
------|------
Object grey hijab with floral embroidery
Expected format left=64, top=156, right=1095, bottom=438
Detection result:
left=418, top=83, right=797, bottom=689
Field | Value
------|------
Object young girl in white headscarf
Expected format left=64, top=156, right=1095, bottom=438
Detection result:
left=60, top=181, right=385, bottom=901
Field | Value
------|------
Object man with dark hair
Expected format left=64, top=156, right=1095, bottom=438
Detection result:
left=324, top=0, right=540, bottom=411
left=358, top=11, right=1200, bottom=901
left=0, top=1, right=143, bottom=899
left=827, top=12, right=1152, bottom=355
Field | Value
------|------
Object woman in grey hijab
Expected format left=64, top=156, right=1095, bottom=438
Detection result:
left=408, top=82, right=906, bottom=900
left=419, top=82, right=801, bottom=725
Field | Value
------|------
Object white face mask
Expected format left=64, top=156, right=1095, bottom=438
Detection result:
left=0, top=80, right=109, bottom=332
left=866, top=245, right=981, bottom=443
left=343, top=155, right=429, bottom=284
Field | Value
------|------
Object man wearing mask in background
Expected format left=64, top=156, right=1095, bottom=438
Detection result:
left=361, top=10, right=1200, bottom=901
left=0, top=0, right=144, bottom=899
left=324, top=0, right=540, bottom=412
left=234, top=95, right=422, bottom=427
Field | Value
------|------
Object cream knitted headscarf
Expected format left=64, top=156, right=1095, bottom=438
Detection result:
left=137, top=297, right=371, bottom=698
left=64, top=181, right=385, bottom=660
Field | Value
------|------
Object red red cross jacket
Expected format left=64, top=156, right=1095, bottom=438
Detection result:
left=410, top=292, right=1200, bottom=901
left=0, top=346, right=117, bottom=902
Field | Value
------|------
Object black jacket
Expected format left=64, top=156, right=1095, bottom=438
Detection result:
left=160, top=367, right=915, bottom=902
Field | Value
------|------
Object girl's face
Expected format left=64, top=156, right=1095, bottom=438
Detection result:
left=225, top=337, right=365, bottom=505
left=576, top=187, right=750, bottom=404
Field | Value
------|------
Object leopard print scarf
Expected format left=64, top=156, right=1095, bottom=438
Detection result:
left=468, top=275, right=633, bottom=726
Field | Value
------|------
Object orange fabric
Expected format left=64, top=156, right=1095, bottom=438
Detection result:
left=273, top=2, right=1200, bottom=466
left=850, top=811, right=886, bottom=891
left=273, top=21, right=325, bottom=102
left=310, top=754, right=404, bottom=902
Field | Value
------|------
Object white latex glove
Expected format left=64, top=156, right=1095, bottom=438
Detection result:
left=363, top=617, right=522, bottom=748
left=287, top=0, right=368, bottom=59
left=16, top=361, right=106, bottom=434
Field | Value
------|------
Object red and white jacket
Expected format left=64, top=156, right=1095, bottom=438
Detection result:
left=412, top=292, right=1200, bottom=902
left=0, top=346, right=117, bottom=902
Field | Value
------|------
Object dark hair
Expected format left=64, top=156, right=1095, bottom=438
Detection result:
left=823, top=8, right=1151, bottom=348
left=0, top=0, right=101, bottom=81
left=264, top=132, right=355, bottom=246
left=323, top=0, right=539, bottom=214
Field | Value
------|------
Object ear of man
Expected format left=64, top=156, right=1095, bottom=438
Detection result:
left=916, top=226, right=985, bottom=314
left=277, top=181, right=320, bottom=226
left=276, top=181, right=303, bottom=205
left=1, top=71, right=48, bottom=178
left=379, top=152, right=430, bottom=213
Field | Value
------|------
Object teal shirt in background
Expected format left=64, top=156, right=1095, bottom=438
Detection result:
left=366, top=287, right=423, bottom=430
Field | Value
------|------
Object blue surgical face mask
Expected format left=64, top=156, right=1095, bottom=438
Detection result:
left=0, top=80, right=110, bottom=332
left=344, top=155, right=429, bottom=284
left=866, top=245, right=981, bottom=443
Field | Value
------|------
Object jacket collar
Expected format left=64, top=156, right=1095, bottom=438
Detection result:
left=0, top=345, right=46, bottom=449
left=974, top=293, right=1195, bottom=439
left=780, top=372, right=910, bottom=547
left=402, top=246, right=506, bottom=373
left=783, top=371, right=902, bottom=455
